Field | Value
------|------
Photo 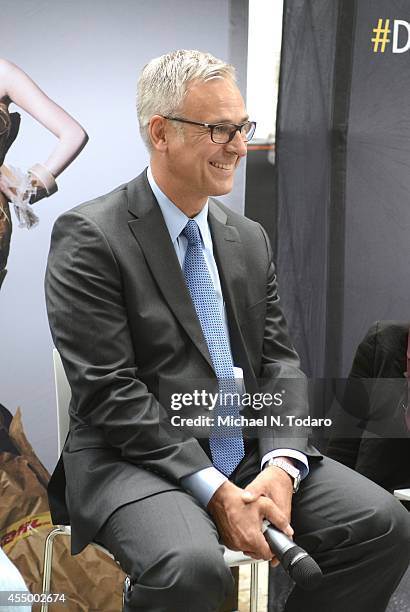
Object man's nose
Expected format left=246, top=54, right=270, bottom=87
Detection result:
left=225, top=130, right=248, bottom=157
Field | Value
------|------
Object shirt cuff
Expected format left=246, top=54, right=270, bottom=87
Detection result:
left=180, top=467, right=228, bottom=508
left=261, top=449, right=309, bottom=480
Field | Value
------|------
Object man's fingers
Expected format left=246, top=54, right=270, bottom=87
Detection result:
left=241, top=490, right=257, bottom=503
left=244, top=483, right=263, bottom=499
left=260, top=497, right=294, bottom=538
left=238, top=528, right=274, bottom=561
left=255, top=532, right=275, bottom=561
left=270, top=557, right=280, bottom=568
left=243, top=550, right=261, bottom=560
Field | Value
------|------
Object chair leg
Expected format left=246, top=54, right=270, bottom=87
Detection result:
left=40, top=527, right=69, bottom=612
left=249, top=562, right=259, bottom=612
left=122, top=576, right=131, bottom=609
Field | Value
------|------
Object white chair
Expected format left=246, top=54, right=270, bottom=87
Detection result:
left=42, top=349, right=264, bottom=611
left=394, top=488, right=410, bottom=502
left=41, top=350, right=128, bottom=612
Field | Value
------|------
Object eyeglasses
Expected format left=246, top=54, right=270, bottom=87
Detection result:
left=163, top=116, right=257, bottom=144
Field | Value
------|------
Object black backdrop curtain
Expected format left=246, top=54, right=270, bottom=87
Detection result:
left=275, top=0, right=410, bottom=380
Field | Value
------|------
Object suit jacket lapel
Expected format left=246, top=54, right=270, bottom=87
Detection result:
left=126, top=171, right=214, bottom=372
left=208, top=201, right=258, bottom=392
left=208, top=200, right=246, bottom=323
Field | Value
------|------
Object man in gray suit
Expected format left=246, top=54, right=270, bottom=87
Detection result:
left=45, top=50, right=410, bottom=612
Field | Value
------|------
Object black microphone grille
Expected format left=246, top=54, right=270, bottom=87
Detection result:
left=283, top=546, right=323, bottom=591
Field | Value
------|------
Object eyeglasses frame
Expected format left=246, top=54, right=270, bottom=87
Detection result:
left=162, top=116, right=256, bottom=144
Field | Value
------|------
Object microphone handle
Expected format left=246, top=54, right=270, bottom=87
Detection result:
left=262, top=522, right=295, bottom=561
left=262, top=521, right=323, bottom=591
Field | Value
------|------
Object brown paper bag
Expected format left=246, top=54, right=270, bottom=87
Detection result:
left=0, top=409, right=126, bottom=611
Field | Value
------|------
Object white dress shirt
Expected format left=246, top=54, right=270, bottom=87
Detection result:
left=147, top=166, right=308, bottom=507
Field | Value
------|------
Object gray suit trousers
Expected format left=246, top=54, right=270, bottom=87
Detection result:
left=96, top=456, right=410, bottom=612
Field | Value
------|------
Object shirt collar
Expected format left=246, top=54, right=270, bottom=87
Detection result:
left=147, top=165, right=210, bottom=247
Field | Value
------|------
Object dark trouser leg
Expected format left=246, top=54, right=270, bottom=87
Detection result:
left=95, top=490, right=234, bottom=612
left=285, top=456, right=410, bottom=612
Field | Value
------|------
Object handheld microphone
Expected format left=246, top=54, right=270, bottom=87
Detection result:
left=262, top=521, right=323, bottom=590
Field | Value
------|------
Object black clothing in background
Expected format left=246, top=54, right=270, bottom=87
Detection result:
left=327, top=321, right=410, bottom=493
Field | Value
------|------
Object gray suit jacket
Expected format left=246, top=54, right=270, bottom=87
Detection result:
left=45, top=170, right=321, bottom=554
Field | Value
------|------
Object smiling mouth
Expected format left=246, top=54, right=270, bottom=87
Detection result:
left=209, top=161, right=235, bottom=171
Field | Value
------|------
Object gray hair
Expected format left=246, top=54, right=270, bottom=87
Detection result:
left=137, top=49, right=236, bottom=150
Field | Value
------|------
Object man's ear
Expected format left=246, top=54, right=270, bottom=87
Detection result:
left=149, top=115, right=168, bottom=152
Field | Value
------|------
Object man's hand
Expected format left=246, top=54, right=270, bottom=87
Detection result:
left=244, top=459, right=295, bottom=565
left=207, top=479, right=293, bottom=562
left=245, top=462, right=294, bottom=522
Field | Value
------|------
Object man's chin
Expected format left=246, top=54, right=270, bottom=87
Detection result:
left=209, top=178, right=235, bottom=197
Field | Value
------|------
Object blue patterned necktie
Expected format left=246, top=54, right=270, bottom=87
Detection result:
left=182, top=219, right=245, bottom=476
